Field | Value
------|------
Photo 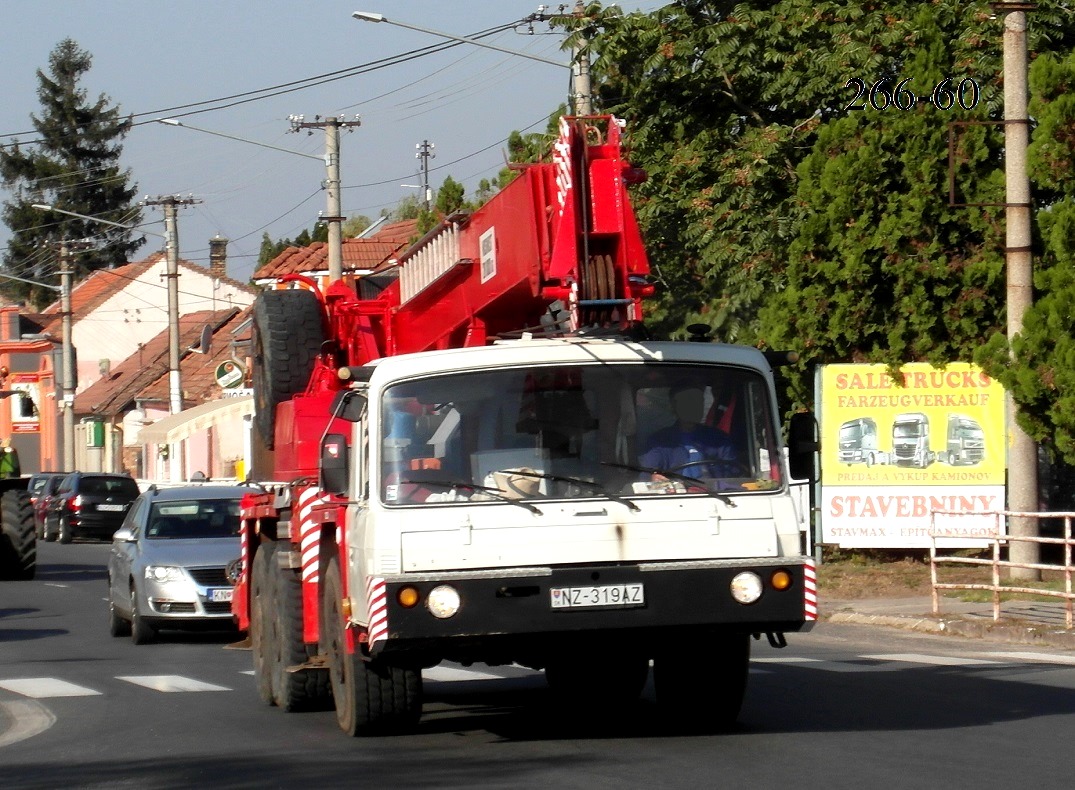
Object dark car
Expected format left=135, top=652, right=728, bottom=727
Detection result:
left=107, top=483, right=248, bottom=643
left=27, top=472, right=67, bottom=541
left=45, top=472, right=141, bottom=543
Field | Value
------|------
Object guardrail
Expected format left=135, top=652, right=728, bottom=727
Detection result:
left=928, top=510, right=1074, bottom=629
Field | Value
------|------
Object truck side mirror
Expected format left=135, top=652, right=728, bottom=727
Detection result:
left=787, top=412, right=818, bottom=482
left=330, top=389, right=366, bottom=423
left=320, top=433, right=350, bottom=496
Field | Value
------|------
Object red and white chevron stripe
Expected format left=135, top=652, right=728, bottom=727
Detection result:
left=553, top=115, right=572, bottom=219
left=296, top=486, right=330, bottom=583
left=366, top=576, right=389, bottom=647
left=803, top=559, right=818, bottom=621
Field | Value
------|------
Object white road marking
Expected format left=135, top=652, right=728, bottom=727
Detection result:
left=983, top=651, right=1075, bottom=666
left=423, top=666, right=510, bottom=683
left=43, top=583, right=69, bottom=589
left=753, top=656, right=822, bottom=664
left=861, top=653, right=998, bottom=666
left=116, top=675, right=231, bottom=692
left=0, top=678, right=101, bottom=698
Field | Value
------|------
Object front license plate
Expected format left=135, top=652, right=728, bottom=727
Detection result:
left=209, top=588, right=233, bottom=603
left=550, top=584, right=644, bottom=610
left=97, top=504, right=125, bottom=512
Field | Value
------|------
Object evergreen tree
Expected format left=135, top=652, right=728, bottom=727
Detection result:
left=1, top=39, right=142, bottom=307
left=759, top=2, right=1010, bottom=408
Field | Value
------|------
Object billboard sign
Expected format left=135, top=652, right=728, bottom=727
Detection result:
left=819, top=363, right=1006, bottom=548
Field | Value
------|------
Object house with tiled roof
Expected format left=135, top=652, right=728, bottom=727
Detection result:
left=38, top=249, right=256, bottom=397
left=252, top=219, right=418, bottom=290
left=74, top=306, right=253, bottom=480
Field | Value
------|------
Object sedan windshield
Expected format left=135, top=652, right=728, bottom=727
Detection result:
left=146, top=499, right=241, bottom=539
left=379, top=362, right=783, bottom=505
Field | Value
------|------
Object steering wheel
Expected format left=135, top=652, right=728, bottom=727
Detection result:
left=668, top=459, right=748, bottom=478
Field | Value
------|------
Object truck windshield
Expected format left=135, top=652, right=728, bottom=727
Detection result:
left=378, top=363, right=783, bottom=505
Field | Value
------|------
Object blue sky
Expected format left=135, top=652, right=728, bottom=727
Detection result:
left=1, top=1, right=660, bottom=284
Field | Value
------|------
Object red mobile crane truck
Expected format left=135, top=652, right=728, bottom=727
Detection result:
left=233, top=115, right=818, bottom=735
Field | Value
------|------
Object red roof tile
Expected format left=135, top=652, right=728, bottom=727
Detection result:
left=251, top=219, right=419, bottom=280
left=75, top=307, right=249, bottom=416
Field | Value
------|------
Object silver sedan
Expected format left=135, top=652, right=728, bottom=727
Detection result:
left=107, top=483, right=253, bottom=644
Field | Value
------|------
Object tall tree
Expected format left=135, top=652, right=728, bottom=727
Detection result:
left=1, top=39, right=142, bottom=307
left=583, top=0, right=1075, bottom=401
left=759, top=2, right=1011, bottom=407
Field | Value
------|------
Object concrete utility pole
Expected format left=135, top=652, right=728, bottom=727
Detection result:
left=416, top=140, right=435, bottom=210
left=144, top=195, right=199, bottom=482
left=570, top=1, right=593, bottom=115
left=289, top=115, right=361, bottom=282
left=1001, top=2, right=1039, bottom=579
left=57, top=243, right=80, bottom=472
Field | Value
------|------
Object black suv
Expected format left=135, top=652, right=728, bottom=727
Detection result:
left=45, top=472, right=141, bottom=543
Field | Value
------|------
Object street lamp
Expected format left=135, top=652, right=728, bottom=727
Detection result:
left=33, top=202, right=183, bottom=479
left=156, top=119, right=324, bottom=162
left=352, top=12, right=565, bottom=67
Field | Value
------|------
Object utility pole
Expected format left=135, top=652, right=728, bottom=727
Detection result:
left=1001, top=1, right=1039, bottom=579
left=416, top=140, right=435, bottom=210
left=526, top=1, right=593, bottom=115
left=288, top=115, right=361, bottom=282
left=144, top=194, right=199, bottom=482
left=570, top=1, right=593, bottom=115
left=59, top=246, right=75, bottom=472
left=55, top=241, right=88, bottom=472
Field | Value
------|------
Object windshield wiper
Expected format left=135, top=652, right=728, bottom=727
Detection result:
left=600, top=462, right=736, bottom=507
left=399, top=479, right=543, bottom=515
left=499, top=469, right=641, bottom=512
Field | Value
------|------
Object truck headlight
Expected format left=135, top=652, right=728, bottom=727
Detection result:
left=730, top=572, right=763, bottom=604
left=426, top=585, right=461, bottom=619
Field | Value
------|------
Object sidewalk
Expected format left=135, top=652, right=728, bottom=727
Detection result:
left=823, top=595, right=1075, bottom=650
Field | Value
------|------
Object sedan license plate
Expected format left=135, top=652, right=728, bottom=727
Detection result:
left=550, top=584, right=644, bottom=610
left=97, top=503, right=125, bottom=512
left=209, top=588, right=233, bottom=603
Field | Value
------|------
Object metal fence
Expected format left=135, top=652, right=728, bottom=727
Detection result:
left=928, top=509, right=1075, bottom=629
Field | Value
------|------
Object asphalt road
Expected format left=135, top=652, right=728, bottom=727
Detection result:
left=2, top=541, right=1075, bottom=789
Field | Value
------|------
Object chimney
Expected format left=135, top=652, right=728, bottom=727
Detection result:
left=209, top=235, right=229, bottom=280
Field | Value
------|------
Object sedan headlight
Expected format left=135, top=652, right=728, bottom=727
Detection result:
left=145, top=565, right=185, bottom=583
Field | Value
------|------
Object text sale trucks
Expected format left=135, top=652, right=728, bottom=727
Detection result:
left=232, top=115, right=818, bottom=735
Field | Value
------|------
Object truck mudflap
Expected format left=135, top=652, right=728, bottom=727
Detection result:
left=364, top=557, right=817, bottom=659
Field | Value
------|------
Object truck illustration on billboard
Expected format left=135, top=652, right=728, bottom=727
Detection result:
left=838, top=417, right=885, bottom=466
left=891, top=412, right=933, bottom=468
left=945, top=413, right=984, bottom=466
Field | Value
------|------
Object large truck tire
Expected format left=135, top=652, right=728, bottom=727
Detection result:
left=0, top=489, right=36, bottom=581
left=655, top=631, right=750, bottom=731
left=272, top=556, right=332, bottom=711
left=250, top=542, right=278, bottom=706
left=322, top=556, right=422, bottom=735
left=252, top=289, right=325, bottom=450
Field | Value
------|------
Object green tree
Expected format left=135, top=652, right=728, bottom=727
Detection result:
left=760, top=3, right=1011, bottom=407
left=584, top=1, right=1074, bottom=397
left=255, top=220, right=329, bottom=268
left=1, top=39, right=142, bottom=307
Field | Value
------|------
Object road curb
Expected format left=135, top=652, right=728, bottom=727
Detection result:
left=825, top=610, right=1075, bottom=650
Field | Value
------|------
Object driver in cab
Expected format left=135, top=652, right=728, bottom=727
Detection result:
left=638, top=384, right=737, bottom=480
